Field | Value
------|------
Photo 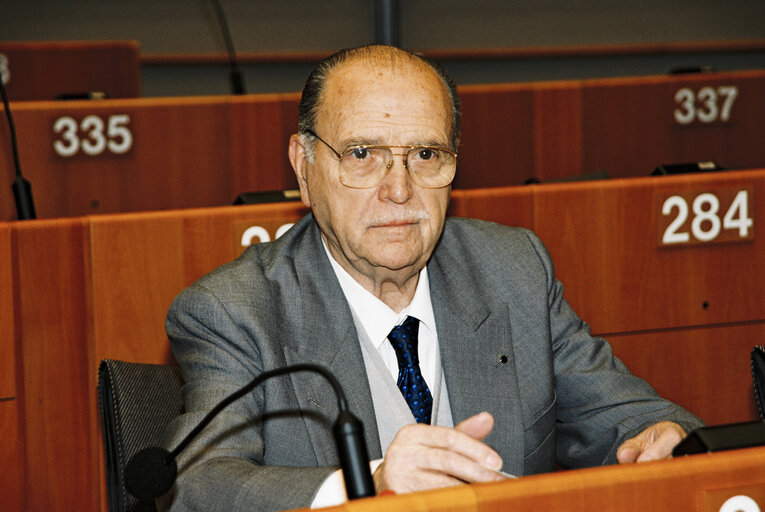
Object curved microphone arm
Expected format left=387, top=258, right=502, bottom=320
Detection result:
left=124, top=363, right=375, bottom=502
left=169, top=363, right=348, bottom=459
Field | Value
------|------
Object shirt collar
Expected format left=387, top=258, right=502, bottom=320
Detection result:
left=322, top=238, right=436, bottom=350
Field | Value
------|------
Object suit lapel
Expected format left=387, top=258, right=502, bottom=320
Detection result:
left=429, top=236, right=526, bottom=476
left=282, top=220, right=382, bottom=464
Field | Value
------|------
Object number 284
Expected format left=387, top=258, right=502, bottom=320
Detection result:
left=661, top=190, right=753, bottom=245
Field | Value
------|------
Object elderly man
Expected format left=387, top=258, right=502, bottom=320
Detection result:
left=161, top=45, right=703, bottom=511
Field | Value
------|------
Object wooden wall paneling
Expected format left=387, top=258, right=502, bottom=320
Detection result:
left=457, top=186, right=534, bottom=229
left=607, top=322, right=764, bottom=426
left=0, top=41, right=141, bottom=101
left=531, top=169, right=765, bottom=335
left=12, top=217, right=97, bottom=511
left=456, top=84, right=536, bottom=188
left=532, top=81, right=584, bottom=182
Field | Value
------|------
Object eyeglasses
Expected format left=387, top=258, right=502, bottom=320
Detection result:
left=305, top=129, right=457, bottom=189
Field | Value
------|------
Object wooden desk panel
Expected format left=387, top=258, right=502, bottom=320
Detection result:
left=581, top=71, right=765, bottom=179
left=531, top=82, right=584, bottom=182
left=305, top=446, right=765, bottom=512
left=7, top=170, right=765, bottom=511
left=455, top=186, right=534, bottom=229
left=0, top=94, right=301, bottom=221
left=0, top=223, right=20, bottom=508
left=2, top=70, right=764, bottom=220
left=0, top=41, right=140, bottom=101
left=230, top=95, right=301, bottom=194
left=457, top=70, right=765, bottom=186
left=472, top=446, right=765, bottom=512
left=609, top=322, right=764, bottom=426
left=457, top=84, right=535, bottom=188
left=12, top=218, right=97, bottom=512
left=0, top=223, right=14, bottom=398
left=0, top=400, right=23, bottom=511
left=90, top=203, right=310, bottom=365
left=532, top=170, right=765, bottom=335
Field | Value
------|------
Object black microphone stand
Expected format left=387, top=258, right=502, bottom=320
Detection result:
left=0, top=77, right=36, bottom=220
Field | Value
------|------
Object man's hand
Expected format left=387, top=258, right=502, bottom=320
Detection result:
left=373, top=412, right=506, bottom=494
left=616, top=421, right=687, bottom=463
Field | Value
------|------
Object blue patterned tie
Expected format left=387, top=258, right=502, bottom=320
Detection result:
left=388, top=316, right=433, bottom=424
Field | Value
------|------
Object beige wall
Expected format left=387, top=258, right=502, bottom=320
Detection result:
left=2, top=0, right=764, bottom=95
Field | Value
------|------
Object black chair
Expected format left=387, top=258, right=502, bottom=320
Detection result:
left=98, top=359, right=185, bottom=512
left=752, top=346, right=765, bottom=421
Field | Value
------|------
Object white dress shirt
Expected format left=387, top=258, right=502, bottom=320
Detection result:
left=325, top=245, right=439, bottom=391
left=311, top=241, right=442, bottom=508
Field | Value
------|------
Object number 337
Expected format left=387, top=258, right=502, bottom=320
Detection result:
left=661, top=190, right=753, bottom=245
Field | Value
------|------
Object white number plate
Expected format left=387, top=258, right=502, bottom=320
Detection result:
left=658, top=188, right=754, bottom=246
left=52, top=114, right=133, bottom=157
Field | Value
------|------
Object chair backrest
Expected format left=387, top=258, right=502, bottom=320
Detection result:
left=98, top=359, right=184, bottom=512
left=752, top=346, right=765, bottom=421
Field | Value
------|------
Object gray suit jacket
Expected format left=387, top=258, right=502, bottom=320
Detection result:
left=161, top=215, right=703, bottom=511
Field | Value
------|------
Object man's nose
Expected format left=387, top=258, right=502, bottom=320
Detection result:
left=379, top=153, right=413, bottom=203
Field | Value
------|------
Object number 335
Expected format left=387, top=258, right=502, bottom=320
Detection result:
left=53, top=114, right=133, bottom=157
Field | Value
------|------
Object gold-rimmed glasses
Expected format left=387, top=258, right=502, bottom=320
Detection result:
left=305, top=129, right=457, bottom=189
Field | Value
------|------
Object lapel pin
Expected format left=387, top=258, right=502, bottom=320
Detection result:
left=494, top=354, right=509, bottom=367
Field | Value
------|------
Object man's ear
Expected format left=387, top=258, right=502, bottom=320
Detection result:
left=288, top=133, right=311, bottom=207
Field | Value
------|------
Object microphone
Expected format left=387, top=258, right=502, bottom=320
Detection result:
left=1, top=72, right=36, bottom=220
left=124, top=363, right=376, bottom=502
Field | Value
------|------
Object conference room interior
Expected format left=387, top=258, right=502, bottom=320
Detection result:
left=2, top=1, right=765, bottom=511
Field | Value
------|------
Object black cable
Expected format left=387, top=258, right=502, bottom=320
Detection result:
left=210, top=0, right=246, bottom=95
left=0, top=76, right=22, bottom=178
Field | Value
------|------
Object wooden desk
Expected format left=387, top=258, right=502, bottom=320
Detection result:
left=3, top=70, right=764, bottom=221
left=0, top=41, right=140, bottom=101
left=0, top=94, right=301, bottom=220
left=458, top=69, right=765, bottom=185
left=0, top=222, right=22, bottom=511
left=4, top=170, right=764, bottom=510
left=297, top=446, right=765, bottom=512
